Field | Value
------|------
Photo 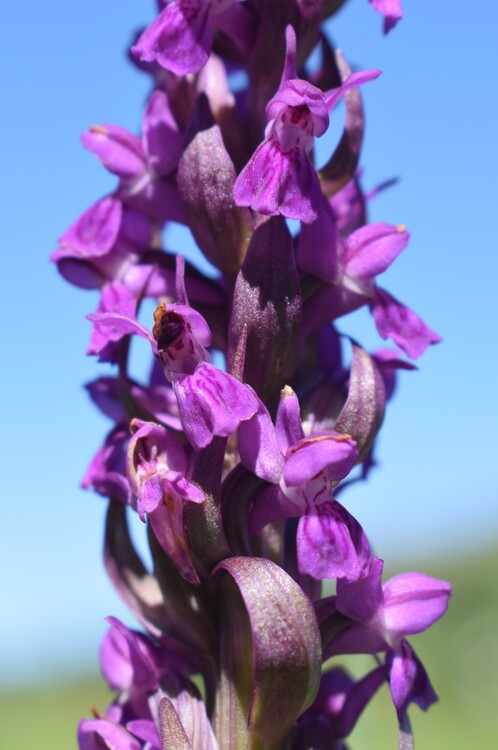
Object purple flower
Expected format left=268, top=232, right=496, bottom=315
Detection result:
left=82, top=90, right=185, bottom=222
left=233, top=26, right=380, bottom=223
left=81, top=425, right=131, bottom=504
left=324, top=557, right=451, bottom=717
left=132, top=0, right=240, bottom=76
left=51, top=196, right=152, bottom=290
left=127, top=419, right=204, bottom=583
left=300, top=207, right=441, bottom=357
left=250, top=387, right=370, bottom=581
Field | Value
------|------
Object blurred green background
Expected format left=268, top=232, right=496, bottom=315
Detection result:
left=2, top=548, right=496, bottom=749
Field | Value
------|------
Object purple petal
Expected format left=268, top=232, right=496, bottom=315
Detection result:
left=283, top=432, right=358, bottom=487
left=85, top=377, right=125, bottom=422
left=54, top=196, right=122, bottom=259
left=345, top=223, right=409, bottom=281
left=275, top=386, right=305, bottom=451
left=87, top=282, right=138, bottom=360
left=325, top=69, right=382, bottom=112
left=132, top=0, right=213, bottom=76
left=126, top=720, right=161, bottom=749
left=142, top=89, right=183, bottom=176
left=371, top=287, right=442, bottom=359
left=78, top=719, right=141, bottom=750
left=81, top=425, right=130, bottom=504
left=238, top=401, right=284, bottom=483
left=387, top=641, right=438, bottom=720
left=148, top=493, right=201, bottom=585
left=100, top=616, right=158, bottom=694
left=336, top=557, right=385, bottom=623
left=173, top=363, right=260, bottom=450
left=233, top=138, right=322, bottom=223
left=324, top=620, right=388, bottom=658
left=87, top=309, right=155, bottom=352
left=297, top=196, right=344, bottom=283
left=296, top=500, right=371, bottom=581
left=382, top=573, right=452, bottom=637
left=266, top=78, right=329, bottom=137
left=82, top=125, right=146, bottom=179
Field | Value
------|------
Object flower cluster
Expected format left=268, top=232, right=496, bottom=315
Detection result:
left=55, top=2, right=450, bottom=749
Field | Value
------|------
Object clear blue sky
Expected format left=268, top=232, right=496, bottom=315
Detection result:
left=1, top=0, right=497, bottom=685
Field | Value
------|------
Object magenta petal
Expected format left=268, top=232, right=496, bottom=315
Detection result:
left=283, top=432, right=358, bottom=487
left=82, top=125, right=145, bottom=179
left=54, top=196, right=122, bottom=259
left=325, top=69, right=382, bottom=112
left=371, top=287, right=442, bottom=359
left=296, top=500, right=371, bottom=581
left=78, top=719, right=141, bottom=750
left=275, top=386, right=305, bottom=451
left=297, top=197, right=344, bottom=283
left=382, top=573, right=452, bottom=637
left=87, top=282, right=138, bottom=359
left=336, top=557, right=384, bottom=623
left=238, top=402, right=284, bottom=484
left=100, top=616, right=158, bottom=694
left=148, top=496, right=200, bottom=585
left=132, top=0, right=212, bottom=76
left=81, top=425, right=130, bottom=504
left=233, top=138, right=322, bottom=223
left=173, top=363, right=260, bottom=450
left=388, top=641, right=438, bottom=720
left=266, top=79, right=329, bottom=137
left=324, top=620, right=388, bottom=658
left=345, top=222, right=409, bottom=281
left=142, top=90, right=183, bottom=176
left=87, top=309, right=155, bottom=350
left=126, top=720, right=161, bottom=749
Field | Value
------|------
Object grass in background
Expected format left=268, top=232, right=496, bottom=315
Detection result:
left=2, top=548, right=497, bottom=749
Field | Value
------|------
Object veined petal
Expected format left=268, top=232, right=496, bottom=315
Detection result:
left=173, top=363, right=260, bottom=450
left=345, top=222, right=410, bottom=281
left=297, top=499, right=371, bottom=581
left=283, top=432, right=358, bottom=487
left=142, top=89, right=183, bottom=176
left=82, top=124, right=146, bottom=179
left=336, top=557, right=384, bottom=624
left=238, top=402, right=284, bottom=484
left=387, top=641, right=438, bottom=720
left=132, top=0, right=213, bottom=76
left=54, top=196, right=121, bottom=259
left=233, top=138, right=322, bottom=223
left=371, top=287, right=442, bottom=359
left=275, top=386, right=305, bottom=451
left=78, top=719, right=141, bottom=750
left=382, top=573, right=452, bottom=637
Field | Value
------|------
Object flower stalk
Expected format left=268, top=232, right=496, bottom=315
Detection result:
left=55, top=2, right=451, bottom=748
